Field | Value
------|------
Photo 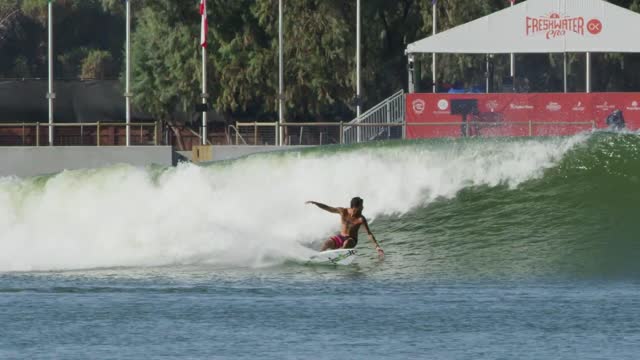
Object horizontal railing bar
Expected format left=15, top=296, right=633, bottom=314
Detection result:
left=235, top=121, right=596, bottom=127
left=404, top=121, right=594, bottom=126
left=0, top=122, right=157, bottom=127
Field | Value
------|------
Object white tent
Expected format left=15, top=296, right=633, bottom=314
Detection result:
left=406, top=0, right=640, bottom=92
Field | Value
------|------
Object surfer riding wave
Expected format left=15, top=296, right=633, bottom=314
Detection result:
left=305, top=197, right=384, bottom=258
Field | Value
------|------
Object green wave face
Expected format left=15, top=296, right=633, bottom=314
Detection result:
left=378, top=132, right=640, bottom=280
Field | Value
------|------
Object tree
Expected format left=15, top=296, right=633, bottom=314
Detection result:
left=81, top=49, right=115, bottom=79
left=130, top=2, right=201, bottom=149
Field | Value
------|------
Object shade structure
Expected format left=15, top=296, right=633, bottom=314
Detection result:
left=406, top=0, right=640, bottom=54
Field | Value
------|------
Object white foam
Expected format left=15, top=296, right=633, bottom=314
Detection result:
left=0, top=135, right=588, bottom=271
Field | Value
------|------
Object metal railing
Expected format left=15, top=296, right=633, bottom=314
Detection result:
left=226, top=120, right=596, bottom=146
left=0, top=122, right=159, bottom=146
left=227, top=124, right=248, bottom=145
left=232, top=122, right=278, bottom=145
left=343, top=90, right=405, bottom=144
left=409, top=120, right=596, bottom=137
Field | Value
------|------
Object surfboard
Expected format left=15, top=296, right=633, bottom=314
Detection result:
left=307, top=248, right=357, bottom=266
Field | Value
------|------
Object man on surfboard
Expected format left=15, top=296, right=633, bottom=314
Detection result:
left=306, top=197, right=384, bottom=258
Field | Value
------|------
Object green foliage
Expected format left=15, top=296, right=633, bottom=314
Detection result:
left=81, top=49, right=114, bottom=79
left=58, top=47, right=89, bottom=78
left=130, top=4, right=200, bottom=121
left=3, top=0, right=640, bottom=121
left=12, top=55, right=32, bottom=77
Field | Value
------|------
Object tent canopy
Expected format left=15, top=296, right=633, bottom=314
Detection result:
left=407, top=0, right=640, bottom=54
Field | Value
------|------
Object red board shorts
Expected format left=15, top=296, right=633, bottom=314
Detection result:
left=330, top=234, right=354, bottom=248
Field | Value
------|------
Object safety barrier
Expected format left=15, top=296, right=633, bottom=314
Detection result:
left=0, top=122, right=159, bottom=146
left=226, top=120, right=596, bottom=146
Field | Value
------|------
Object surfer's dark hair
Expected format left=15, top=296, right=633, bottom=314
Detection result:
left=350, top=197, right=363, bottom=208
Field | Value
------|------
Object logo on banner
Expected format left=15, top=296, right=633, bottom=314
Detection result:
left=526, top=13, right=602, bottom=39
left=626, top=101, right=640, bottom=111
left=509, top=103, right=533, bottom=110
left=486, top=100, right=499, bottom=112
left=412, top=99, right=425, bottom=114
left=546, top=102, right=562, bottom=112
left=596, top=101, right=615, bottom=111
left=431, top=99, right=450, bottom=114
left=572, top=101, right=585, bottom=111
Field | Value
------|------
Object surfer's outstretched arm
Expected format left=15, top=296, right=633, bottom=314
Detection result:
left=362, top=217, right=384, bottom=258
left=305, top=201, right=341, bottom=214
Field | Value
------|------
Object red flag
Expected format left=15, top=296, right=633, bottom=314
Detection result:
left=200, top=0, right=207, bottom=48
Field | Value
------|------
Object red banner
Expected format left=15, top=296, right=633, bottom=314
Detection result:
left=405, top=93, right=640, bottom=138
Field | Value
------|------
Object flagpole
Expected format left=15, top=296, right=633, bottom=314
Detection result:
left=202, top=46, right=207, bottom=145
left=432, top=0, right=437, bottom=94
left=125, top=0, right=131, bottom=146
left=47, top=0, right=54, bottom=146
left=201, top=0, right=208, bottom=145
left=510, top=0, right=515, bottom=85
left=278, top=0, right=284, bottom=146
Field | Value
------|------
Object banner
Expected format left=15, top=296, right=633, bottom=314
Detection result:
left=405, top=93, right=640, bottom=138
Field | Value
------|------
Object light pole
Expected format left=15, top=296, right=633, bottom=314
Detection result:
left=356, top=0, right=361, bottom=142
left=125, top=0, right=131, bottom=146
left=432, top=0, right=437, bottom=93
left=47, top=0, right=54, bottom=146
left=278, top=0, right=284, bottom=146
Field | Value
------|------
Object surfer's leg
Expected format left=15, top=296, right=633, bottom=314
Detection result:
left=342, top=238, right=356, bottom=249
left=320, top=238, right=337, bottom=251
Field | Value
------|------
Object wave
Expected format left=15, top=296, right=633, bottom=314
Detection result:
left=1, top=131, right=637, bottom=277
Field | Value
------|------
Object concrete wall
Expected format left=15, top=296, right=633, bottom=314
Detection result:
left=178, top=145, right=312, bottom=162
left=0, top=146, right=173, bottom=177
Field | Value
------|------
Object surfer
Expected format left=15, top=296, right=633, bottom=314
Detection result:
left=305, top=197, right=384, bottom=258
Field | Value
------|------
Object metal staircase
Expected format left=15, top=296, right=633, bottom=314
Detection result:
left=342, top=90, right=405, bottom=144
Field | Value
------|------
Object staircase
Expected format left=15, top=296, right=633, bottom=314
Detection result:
left=343, top=90, right=405, bottom=144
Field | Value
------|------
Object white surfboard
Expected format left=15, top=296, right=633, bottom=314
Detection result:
left=307, top=248, right=357, bottom=265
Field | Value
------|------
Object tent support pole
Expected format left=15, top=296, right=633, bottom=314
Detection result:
left=586, top=52, right=591, bottom=93
left=563, top=53, right=568, bottom=93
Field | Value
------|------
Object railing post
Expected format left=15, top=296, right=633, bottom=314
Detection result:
left=97, top=121, right=101, bottom=146
left=529, top=120, right=532, bottom=137
left=386, top=102, right=391, bottom=139
left=22, top=123, right=25, bottom=145
left=154, top=121, right=158, bottom=145
left=235, top=121, right=239, bottom=145
left=339, top=122, right=344, bottom=144
left=36, top=122, right=40, bottom=147
left=254, top=122, right=258, bottom=145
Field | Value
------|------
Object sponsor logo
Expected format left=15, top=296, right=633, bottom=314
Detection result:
left=596, top=101, right=615, bottom=111
left=509, top=103, right=534, bottom=110
left=437, top=99, right=449, bottom=111
left=546, top=102, right=562, bottom=112
left=626, top=100, right=640, bottom=111
left=572, top=101, right=585, bottom=111
left=587, top=19, right=602, bottom=35
left=486, top=100, right=499, bottom=112
left=526, top=13, right=601, bottom=39
left=412, top=99, right=425, bottom=114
